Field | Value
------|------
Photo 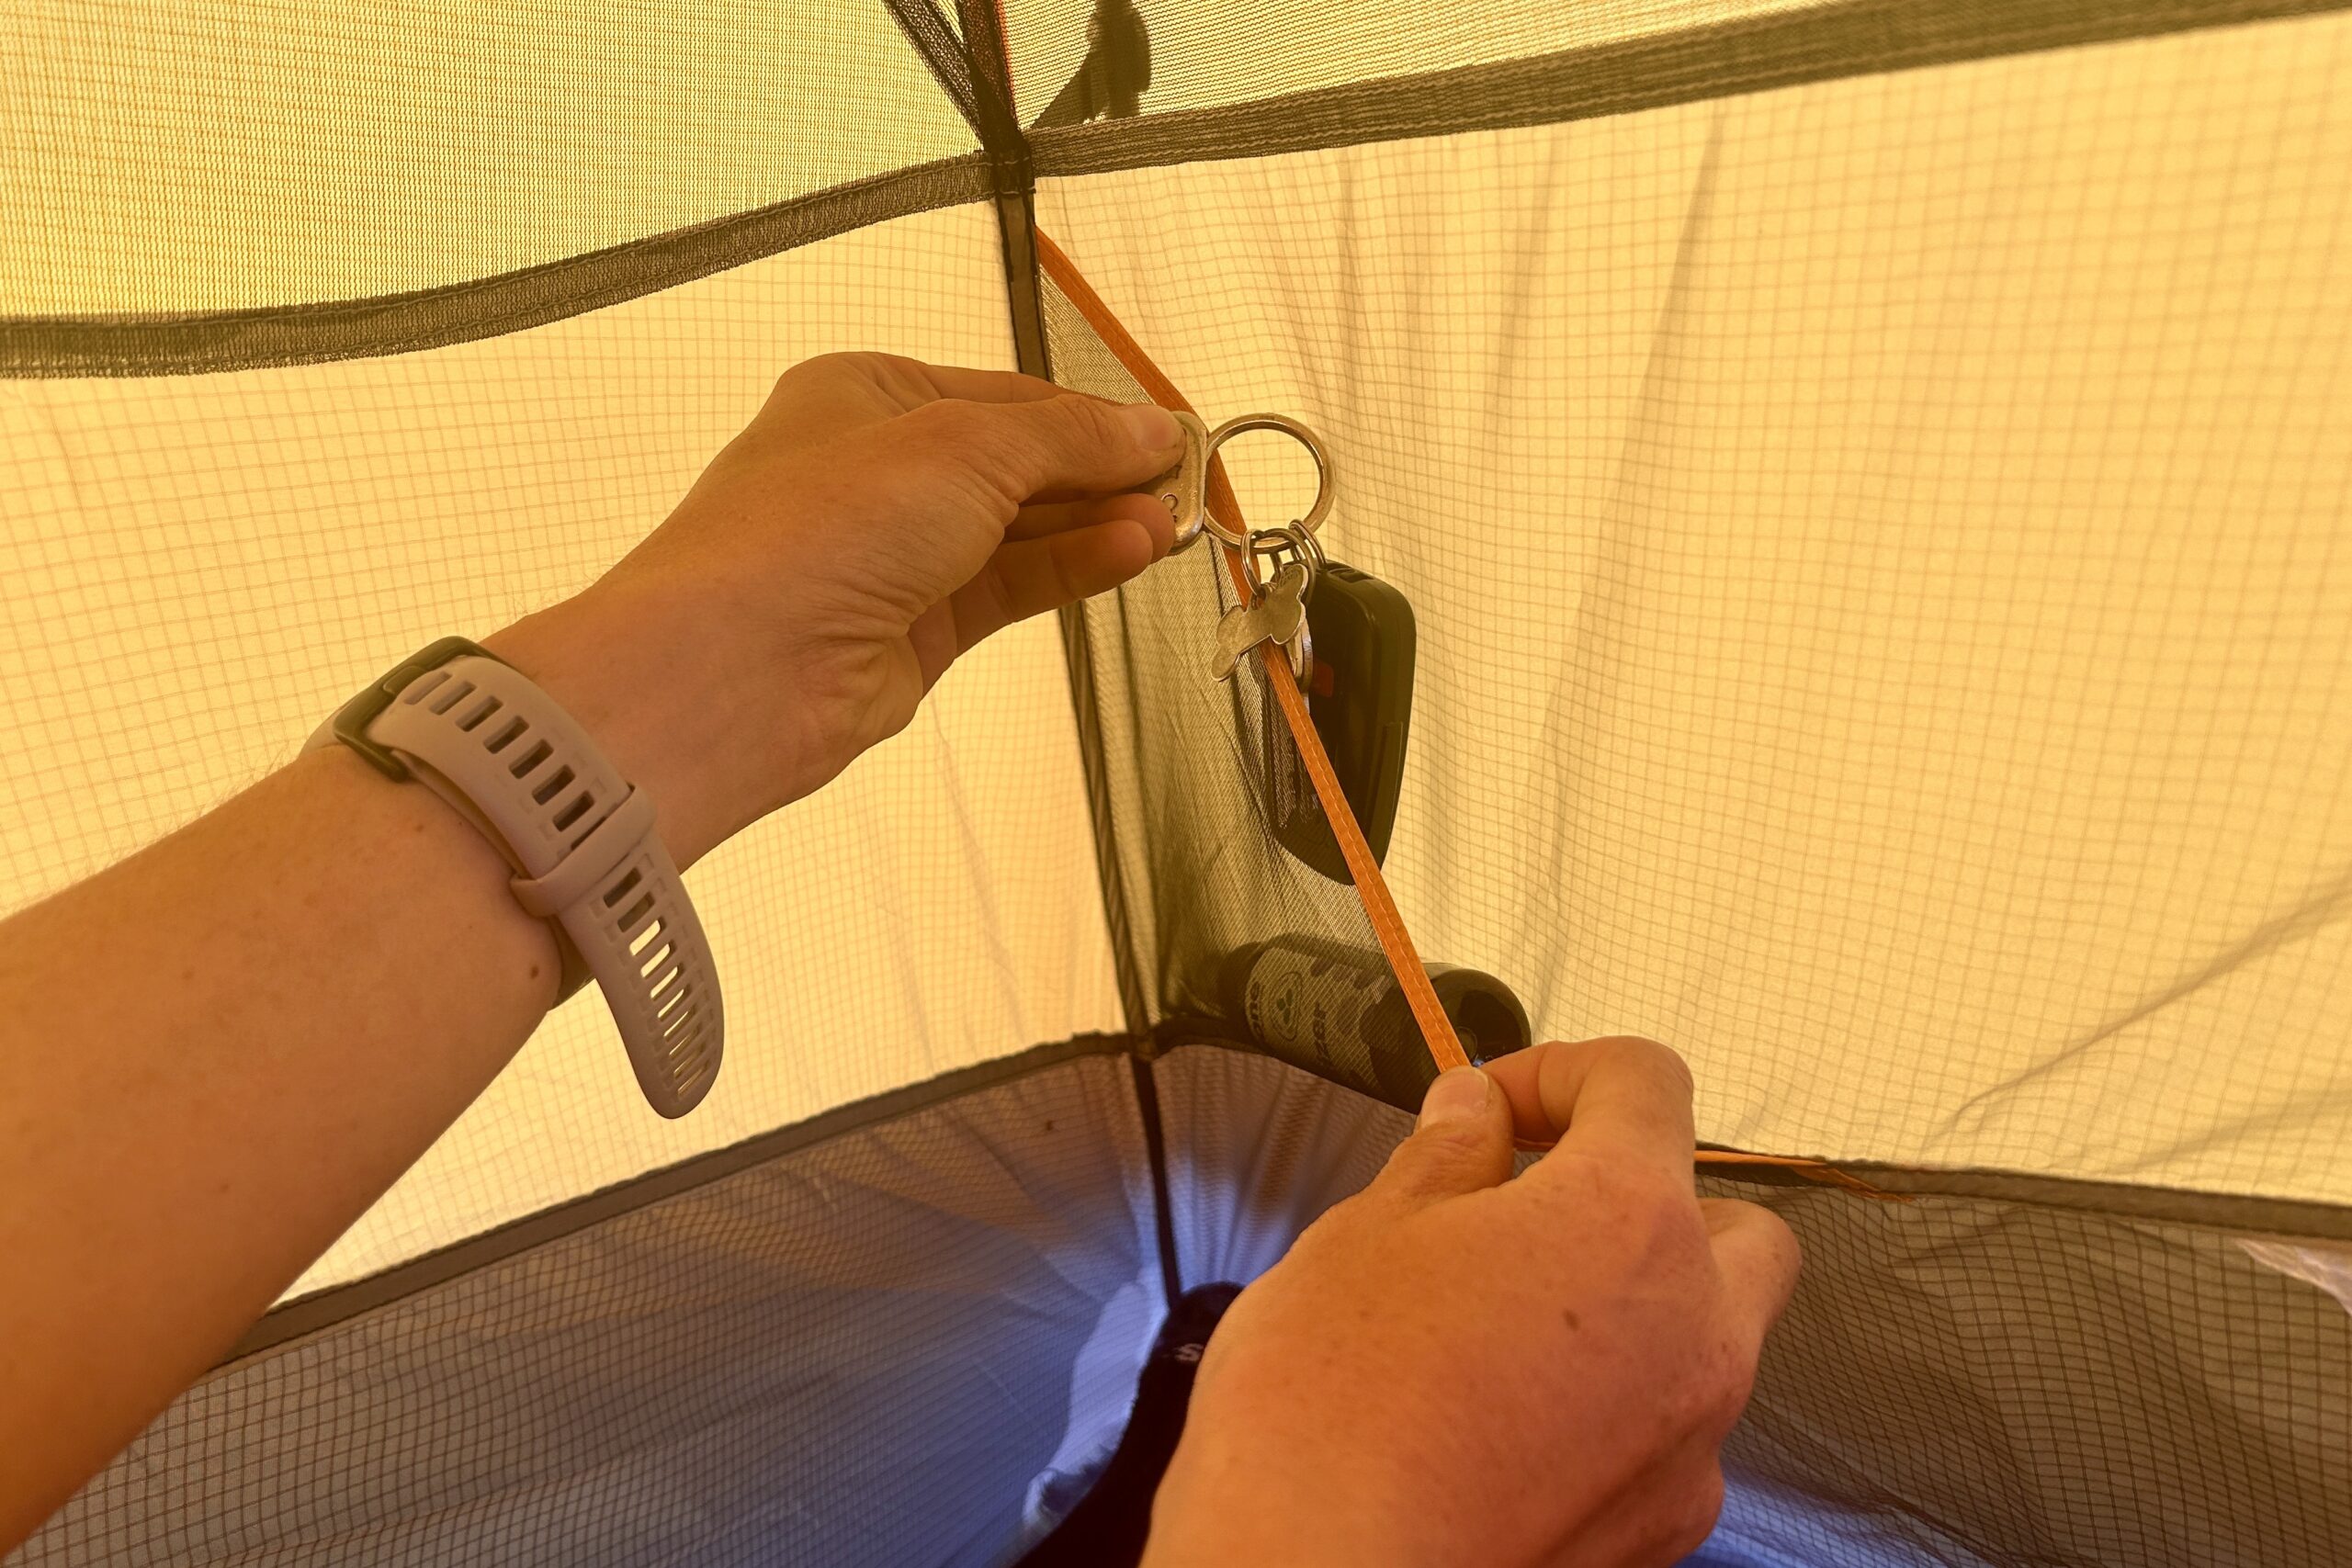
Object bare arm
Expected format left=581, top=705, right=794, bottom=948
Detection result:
left=0, top=354, right=1184, bottom=1550
left=0, top=741, right=571, bottom=1544
left=0, top=349, right=1796, bottom=1567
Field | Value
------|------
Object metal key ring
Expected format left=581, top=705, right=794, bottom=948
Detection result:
left=1244, top=520, right=1327, bottom=599
left=1201, top=413, right=1336, bottom=551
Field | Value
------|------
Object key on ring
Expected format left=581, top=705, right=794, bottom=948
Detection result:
left=1210, top=561, right=1313, bottom=682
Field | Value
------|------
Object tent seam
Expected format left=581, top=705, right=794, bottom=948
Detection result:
left=1031, top=0, right=2352, bottom=180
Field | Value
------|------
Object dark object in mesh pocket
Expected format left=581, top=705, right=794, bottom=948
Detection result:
left=1265, top=559, right=1418, bottom=884
left=1220, top=933, right=1532, bottom=1107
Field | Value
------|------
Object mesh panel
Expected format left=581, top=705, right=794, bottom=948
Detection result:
left=1151, top=1044, right=2352, bottom=1568
left=24, top=1042, right=2352, bottom=1566
left=1044, top=278, right=1465, bottom=1110
left=0, top=206, right=1125, bottom=1293
left=13, top=1055, right=1159, bottom=1568
left=1150, top=1034, right=1405, bottom=1286
left=1038, top=11, right=2352, bottom=1201
left=1017, top=0, right=2352, bottom=175
left=1711, top=1185, right=2352, bottom=1568
left=0, top=2, right=978, bottom=314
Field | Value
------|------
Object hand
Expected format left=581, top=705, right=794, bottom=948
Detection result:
left=482, top=353, right=1184, bottom=869
left=1145, top=1039, right=1801, bottom=1568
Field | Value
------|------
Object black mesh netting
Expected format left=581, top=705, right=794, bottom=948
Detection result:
left=11, top=1054, right=1160, bottom=1568
left=1045, top=278, right=1476, bottom=1111
left=1710, top=1177, right=2352, bottom=1567
left=1153, top=1044, right=2352, bottom=1568
left=35, top=1046, right=2345, bottom=1567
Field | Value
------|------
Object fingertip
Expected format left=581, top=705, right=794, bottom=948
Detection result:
left=1111, top=515, right=1161, bottom=572
left=1098, top=491, right=1178, bottom=560
left=1116, top=401, right=1182, bottom=457
left=1480, top=1043, right=1562, bottom=1144
left=1702, top=1197, right=1803, bottom=1324
left=1503, top=1036, right=1697, bottom=1178
left=1416, top=1066, right=1493, bottom=1130
left=1365, top=1065, right=1516, bottom=1209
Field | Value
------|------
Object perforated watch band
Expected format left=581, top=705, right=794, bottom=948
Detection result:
left=306, top=637, right=722, bottom=1118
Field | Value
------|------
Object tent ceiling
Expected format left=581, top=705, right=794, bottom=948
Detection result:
left=0, top=1, right=977, bottom=314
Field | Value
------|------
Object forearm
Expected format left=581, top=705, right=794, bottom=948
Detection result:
left=0, top=739, right=561, bottom=1547
left=0, top=357, right=1186, bottom=1551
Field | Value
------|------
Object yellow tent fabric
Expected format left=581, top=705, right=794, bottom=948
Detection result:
left=1044, top=12, right=2352, bottom=1201
left=5, top=0, right=2350, bottom=1562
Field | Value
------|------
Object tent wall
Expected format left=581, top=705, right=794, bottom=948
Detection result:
left=0, top=205, right=1126, bottom=1295
left=1043, top=8, right=2352, bottom=1201
left=23, top=1046, right=2351, bottom=1567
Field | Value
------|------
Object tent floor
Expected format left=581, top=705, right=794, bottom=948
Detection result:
left=18, top=1043, right=2351, bottom=1567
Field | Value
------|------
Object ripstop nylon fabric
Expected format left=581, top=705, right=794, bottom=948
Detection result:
left=1, top=1, right=977, bottom=315
left=6, top=2, right=2352, bottom=1561
left=1038, top=9, right=2352, bottom=1201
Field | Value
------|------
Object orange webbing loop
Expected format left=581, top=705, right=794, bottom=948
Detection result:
left=1035, top=231, right=1469, bottom=1074
left=1035, top=231, right=1904, bottom=1198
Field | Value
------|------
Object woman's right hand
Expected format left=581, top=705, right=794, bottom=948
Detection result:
left=1145, top=1038, right=1800, bottom=1568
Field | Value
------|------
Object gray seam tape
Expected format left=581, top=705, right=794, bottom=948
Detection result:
left=332, top=653, right=721, bottom=1117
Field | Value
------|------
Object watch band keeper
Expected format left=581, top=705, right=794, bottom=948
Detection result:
left=511, top=786, right=659, bottom=920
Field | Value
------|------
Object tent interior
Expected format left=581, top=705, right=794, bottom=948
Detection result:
left=5, top=0, right=2351, bottom=1563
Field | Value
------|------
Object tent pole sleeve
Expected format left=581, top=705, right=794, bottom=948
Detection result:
left=957, top=0, right=1050, bottom=379
left=993, top=191, right=1051, bottom=381
left=952, top=0, right=1156, bottom=1034
left=1130, top=1055, right=1184, bottom=1307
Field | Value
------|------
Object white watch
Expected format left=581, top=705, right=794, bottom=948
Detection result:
left=307, top=636, right=722, bottom=1117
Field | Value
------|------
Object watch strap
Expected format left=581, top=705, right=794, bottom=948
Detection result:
left=307, top=639, right=722, bottom=1117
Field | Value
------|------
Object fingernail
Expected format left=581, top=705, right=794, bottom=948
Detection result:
left=1418, top=1066, right=1490, bottom=1129
left=1117, top=401, right=1182, bottom=453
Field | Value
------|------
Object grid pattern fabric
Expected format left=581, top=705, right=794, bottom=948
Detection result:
left=0, top=1, right=977, bottom=314
left=25, top=1043, right=2351, bottom=1566
left=0, top=204, right=1125, bottom=1295
left=1043, top=280, right=1386, bottom=1051
left=1708, top=1182, right=2352, bottom=1568
left=1001, top=0, right=1824, bottom=127
left=1152, top=1044, right=2352, bottom=1568
left=1038, top=12, right=2352, bottom=1201
left=11, top=1055, right=1161, bottom=1568
left=1151, top=1036, right=1407, bottom=1286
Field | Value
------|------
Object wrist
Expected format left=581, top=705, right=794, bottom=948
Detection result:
left=479, top=594, right=784, bottom=871
left=1145, top=1422, right=1430, bottom=1568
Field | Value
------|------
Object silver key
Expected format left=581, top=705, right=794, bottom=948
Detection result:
left=1210, top=561, right=1312, bottom=682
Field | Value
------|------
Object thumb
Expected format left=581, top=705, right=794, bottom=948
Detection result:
left=1363, top=1067, right=1516, bottom=1212
left=1702, top=1197, right=1803, bottom=1351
